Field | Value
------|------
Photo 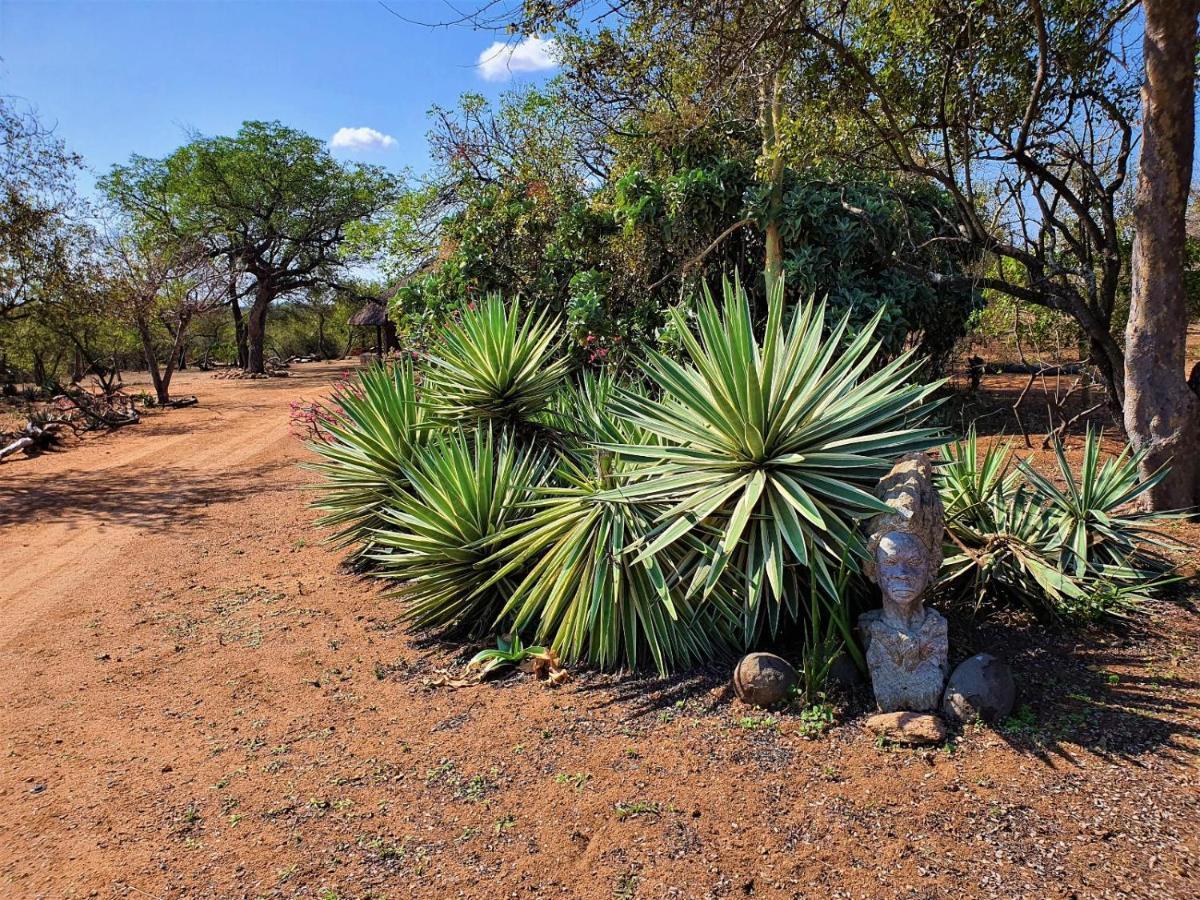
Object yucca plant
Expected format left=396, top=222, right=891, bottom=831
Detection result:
left=484, top=450, right=743, bottom=674
left=1018, top=426, right=1183, bottom=576
left=423, top=294, right=570, bottom=433
left=601, top=274, right=943, bottom=640
left=938, top=429, right=1178, bottom=620
left=371, top=427, right=550, bottom=634
left=305, top=361, right=425, bottom=557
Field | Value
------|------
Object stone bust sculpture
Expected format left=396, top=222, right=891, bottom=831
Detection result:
left=859, top=453, right=948, bottom=713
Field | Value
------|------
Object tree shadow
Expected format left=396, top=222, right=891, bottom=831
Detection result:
left=0, top=460, right=293, bottom=531
left=945, top=603, right=1200, bottom=769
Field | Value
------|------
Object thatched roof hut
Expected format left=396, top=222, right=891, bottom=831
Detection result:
left=348, top=301, right=395, bottom=356
left=348, top=301, right=390, bottom=328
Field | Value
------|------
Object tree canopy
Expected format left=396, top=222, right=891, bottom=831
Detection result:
left=102, top=120, right=400, bottom=372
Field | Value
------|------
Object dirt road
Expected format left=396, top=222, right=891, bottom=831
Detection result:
left=1, top=364, right=1197, bottom=899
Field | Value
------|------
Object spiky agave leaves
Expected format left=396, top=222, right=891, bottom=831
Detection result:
left=600, top=274, right=943, bottom=641
left=371, top=427, right=551, bottom=635
left=305, top=360, right=425, bottom=558
left=937, top=435, right=1079, bottom=616
left=937, top=428, right=1180, bottom=621
left=484, top=451, right=743, bottom=675
left=1018, top=426, right=1185, bottom=577
left=424, top=294, right=570, bottom=433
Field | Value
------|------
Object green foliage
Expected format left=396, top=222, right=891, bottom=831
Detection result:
left=424, top=295, right=570, bottom=431
left=600, top=275, right=941, bottom=642
left=372, top=427, right=549, bottom=635
left=467, top=634, right=549, bottom=679
left=485, top=446, right=742, bottom=674
left=1019, top=428, right=1183, bottom=578
left=305, top=361, right=425, bottom=556
left=938, top=429, right=1179, bottom=621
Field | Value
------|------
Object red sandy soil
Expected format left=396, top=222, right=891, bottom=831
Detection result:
left=1, top=362, right=1198, bottom=899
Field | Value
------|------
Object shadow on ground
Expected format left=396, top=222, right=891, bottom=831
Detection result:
left=0, top=460, right=293, bottom=530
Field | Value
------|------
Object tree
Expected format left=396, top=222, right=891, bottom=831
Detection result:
left=105, top=233, right=226, bottom=405
left=487, top=1, right=1142, bottom=411
left=102, top=121, right=398, bottom=373
left=0, top=96, right=85, bottom=320
left=1123, top=0, right=1200, bottom=508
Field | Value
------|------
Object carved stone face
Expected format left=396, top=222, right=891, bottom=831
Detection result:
left=875, top=531, right=930, bottom=612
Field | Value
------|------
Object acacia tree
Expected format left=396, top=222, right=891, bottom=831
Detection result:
left=781, top=0, right=1139, bottom=410
left=1, top=96, right=86, bottom=320
left=102, top=121, right=398, bottom=374
left=105, top=234, right=227, bottom=405
left=1124, top=0, right=1200, bottom=508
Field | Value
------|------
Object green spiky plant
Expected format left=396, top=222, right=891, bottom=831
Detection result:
left=484, top=452, right=744, bottom=675
left=938, top=428, right=1180, bottom=621
left=1019, top=426, right=1183, bottom=577
left=371, top=427, right=550, bottom=634
left=599, top=274, right=943, bottom=641
left=304, top=360, right=425, bottom=558
left=423, top=294, right=570, bottom=433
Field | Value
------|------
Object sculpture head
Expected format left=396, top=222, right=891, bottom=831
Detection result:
left=874, top=531, right=932, bottom=611
left=863, top=453, right=944, bottom=617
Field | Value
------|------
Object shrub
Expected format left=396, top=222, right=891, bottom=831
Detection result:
left=937, top=428, right=1180, bottom=621
left=372, top=427, right=550, bottom=634
left=304, top=361, right=424, bottom=557
left=599, top=274, right=942, bottom=642
left=486, top=451, right=742, bottom=674
left=424, top=295, right=570, bottom=433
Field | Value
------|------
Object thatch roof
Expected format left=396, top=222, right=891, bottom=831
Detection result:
left=348, top=301, right=389, bottom=327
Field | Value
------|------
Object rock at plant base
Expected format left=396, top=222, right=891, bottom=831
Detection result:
left=943, top=653, right=1016, bottom=724
left=864, top=711, right=948, bottom=745
left=732, top=653, right=797, bottom=707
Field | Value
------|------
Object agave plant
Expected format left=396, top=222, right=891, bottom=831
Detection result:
left=484, top=449, right=743, bottom=674
left=423, top=294, right=570, bottom=432
left=601, top=274, right=942, bottom=640
left=1019, top=426, right=1182, bottom=576
left=305, top=361, right=425, bottom=557
left=371, top=427, right=549, bottom=634
left=938, top=429, right=1178, bottom=620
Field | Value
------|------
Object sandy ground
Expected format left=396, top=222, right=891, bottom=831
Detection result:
left=1, top=363, right=1198, bottom=899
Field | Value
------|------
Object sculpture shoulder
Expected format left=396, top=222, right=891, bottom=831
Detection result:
left=922, top=608, right=948, bottom=638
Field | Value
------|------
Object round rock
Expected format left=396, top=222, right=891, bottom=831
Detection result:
left=732, top=653, right=797, bottom=707
left=942, top=653, right=1015, bottom=724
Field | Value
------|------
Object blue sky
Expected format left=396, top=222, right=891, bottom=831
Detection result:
left=0, top=0, right=558, bottom=192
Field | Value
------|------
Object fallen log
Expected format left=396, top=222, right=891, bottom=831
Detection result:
left=0, top=420, right=67, bottom=462
left=0, top=436, right=34, bottom=462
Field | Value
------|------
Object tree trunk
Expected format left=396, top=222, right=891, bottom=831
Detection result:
left=135, top=313, right=167, bottom=405
left=245, top=287, right=272, bottom=374
left=1124, top=0, right=1200, bottom=509
left=230, top=295, right=248, bottom=369
left=759, top=66, right=786, bottom=294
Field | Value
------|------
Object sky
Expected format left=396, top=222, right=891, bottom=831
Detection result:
left=0, top=0, right=560, bottom=193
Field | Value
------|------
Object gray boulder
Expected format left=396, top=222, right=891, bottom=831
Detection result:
left=942, top=653, right=1015, bottom=724
left=732, top=653, right=797, bottom=707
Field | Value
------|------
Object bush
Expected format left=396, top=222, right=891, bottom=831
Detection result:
left=372, top=427, right=551, bottom=634
left=304, top=361, right=425, bottom=559
left=937, top=428, right=1180, bottom=621
left=599, top=274, right=942, bottom=643
left=309, top=278, right=1176, bottom=674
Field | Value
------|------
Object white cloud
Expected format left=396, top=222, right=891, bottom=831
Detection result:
left=476, top=35, right=559, bottom=82
left=330, top=126, right=397, bottom=151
